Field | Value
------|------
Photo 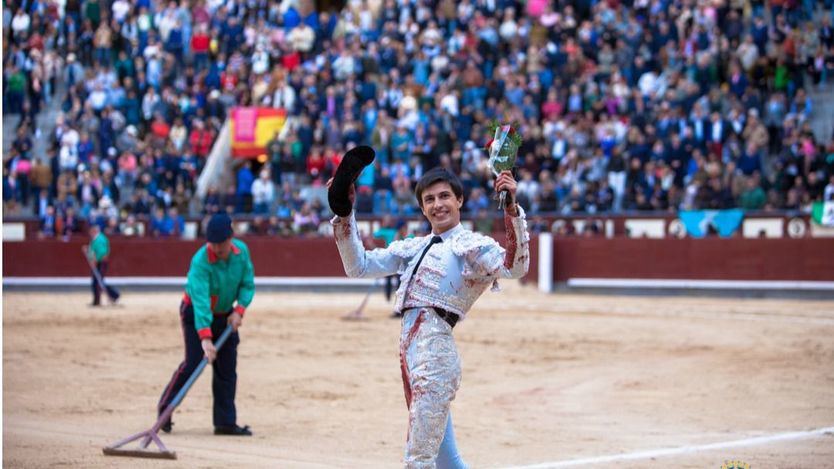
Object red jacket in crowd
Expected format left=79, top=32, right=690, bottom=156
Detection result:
left=151, top=120, right=171, bottom=139
left=189, top=128, right=215, bottom=157
left=191, top=32, right=210, bottom=54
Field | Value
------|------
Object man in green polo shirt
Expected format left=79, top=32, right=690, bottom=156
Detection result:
left=157, top=213, right=255, bottom=436
left=85, top=224, right=120, bottom=306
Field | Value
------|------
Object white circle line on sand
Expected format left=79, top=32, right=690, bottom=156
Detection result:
left=502, top=426, right=834, bottom=469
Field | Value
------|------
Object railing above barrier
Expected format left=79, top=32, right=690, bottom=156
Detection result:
left=5, top=211, right=833, bottom=242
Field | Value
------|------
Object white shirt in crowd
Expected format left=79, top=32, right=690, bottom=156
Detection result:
left=251, top=174, right=275, bottom=206
left=112, top=0, right=131, bottom=23
left=712, top=120, right=724, bottom=142
left=271, top=83, right=296, bottom=111
left=638, top=71, right=658, bottom=97
left=439, top=92, right=459, bottom=116
left=288, top=24, right=315, bottom=52
left=142, top=91, right=160, bottom=121
left=61, top=127, right=80, bottom=148
left=59, top=144, right=79, bottom=172
left=251, top=49, right=270, bottom=75
left=333, top=54, right=358, bottom=80
left=11, top=11, right=30, bottom=36
left=88, top=87, right=108, bottom=111
left=499, top=19, right=518, bottom=41
left=359, top=8, right=374, bottom=32
left=552, top=138, right=567, bottom=160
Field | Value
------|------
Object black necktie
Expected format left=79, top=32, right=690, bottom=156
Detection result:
left=409, top=235, right=442, bottom=279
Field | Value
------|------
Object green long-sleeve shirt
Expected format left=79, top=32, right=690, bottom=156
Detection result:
left=90, top=233, right=110, bottom=261
left=186, top=239, right=255, bottom=339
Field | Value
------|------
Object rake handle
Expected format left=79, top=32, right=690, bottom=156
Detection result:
left=106, top=325, right=236, bottom=455
left=144, top=325, right=235, bottom=443
left=81, top=246, right=108, bottom=292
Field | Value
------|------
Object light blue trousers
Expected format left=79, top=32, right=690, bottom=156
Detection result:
left=437, top=414, right=467, bottom=469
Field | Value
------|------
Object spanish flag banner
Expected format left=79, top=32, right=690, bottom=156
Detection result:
left=229, top=107, right=287, bottom=158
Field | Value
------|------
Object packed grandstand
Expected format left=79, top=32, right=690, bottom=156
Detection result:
left=4, top=0, right=834, bottom=238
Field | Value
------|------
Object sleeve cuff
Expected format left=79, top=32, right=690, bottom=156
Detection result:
left=197, top=327, right=213, bottom=340
left=234, top=305, right=246, bottom=316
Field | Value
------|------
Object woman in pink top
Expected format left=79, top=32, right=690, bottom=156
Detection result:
left=526, top=0, right=548, bottom=17
left=118, top=151, right=138, bottom=185
left=541, top=89, right=563, bottom=120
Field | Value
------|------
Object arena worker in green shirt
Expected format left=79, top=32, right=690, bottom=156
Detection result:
left=84, top=224, right=121, bottom=306
left=157, top=213, right=256, bottom=436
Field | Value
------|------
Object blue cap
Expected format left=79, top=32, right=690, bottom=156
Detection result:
left=206, top=213, right=233, bottom=243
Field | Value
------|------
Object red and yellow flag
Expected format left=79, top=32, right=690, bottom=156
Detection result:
left=230, top=107, right=287, bottom=158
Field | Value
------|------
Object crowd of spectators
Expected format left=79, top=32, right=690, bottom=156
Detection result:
left=4, top=0, right=834, bottom=241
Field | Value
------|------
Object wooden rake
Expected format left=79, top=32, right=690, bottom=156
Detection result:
left=102, top=325, right=233, bottom=459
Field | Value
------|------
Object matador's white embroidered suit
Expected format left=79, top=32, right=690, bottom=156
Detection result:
left=333, top=208, right=530, bottom=468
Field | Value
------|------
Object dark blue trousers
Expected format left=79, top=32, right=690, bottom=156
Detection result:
left=91, top=261, right=120, bottom=305
left=158, top=302, right=240, bottom=427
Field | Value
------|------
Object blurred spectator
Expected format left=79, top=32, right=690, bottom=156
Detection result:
left=168, top=207, right=185, bottom=237
left=29, top=158, right=52, bottom=204
left=267, top=215, right=293, bottom=236
left=120, top=215, right=145, bottom=237
left=150, top=206, right=171, bottom=237
left=236, top=162, right=254, bottom=213
left=355, top=185, right=375, bottom=213
left=3, top=168, right=21, bottom=215
left=473, top=210, right=494, bottom=234
left=739, top=176, right=767, bottom=210
left=251, top=169, right=275, bottom=215
left=5, top=65, right=27, bottom=116
left=38, top=205, right=59, bottom=239
left=373, top=215, right=397, bottom=245
left=34, top=189, right=51, bottom=218
left=465, top=188, right=490, bottom=213
left=77, top=171, right=100, bottom=217
left=189, top=120, right=215, bottom=159
left=247, top=216, right=267, bottom=236
left=293, top=202, right=320, bottom=235
left=62, top=206, right=82, bottom=241
left=391, top=176, right=416, bottom=215
left=528, top=216, right=548, bottom=235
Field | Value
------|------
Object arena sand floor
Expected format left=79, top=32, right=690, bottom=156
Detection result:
left=4, top=284, right=834, bottom=468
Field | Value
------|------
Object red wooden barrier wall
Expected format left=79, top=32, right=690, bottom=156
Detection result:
left=2, top=238, right=346, bottom=277
left=3, top=237, right=833, bottom=281
left=552, top=238, right=834, bottom=281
